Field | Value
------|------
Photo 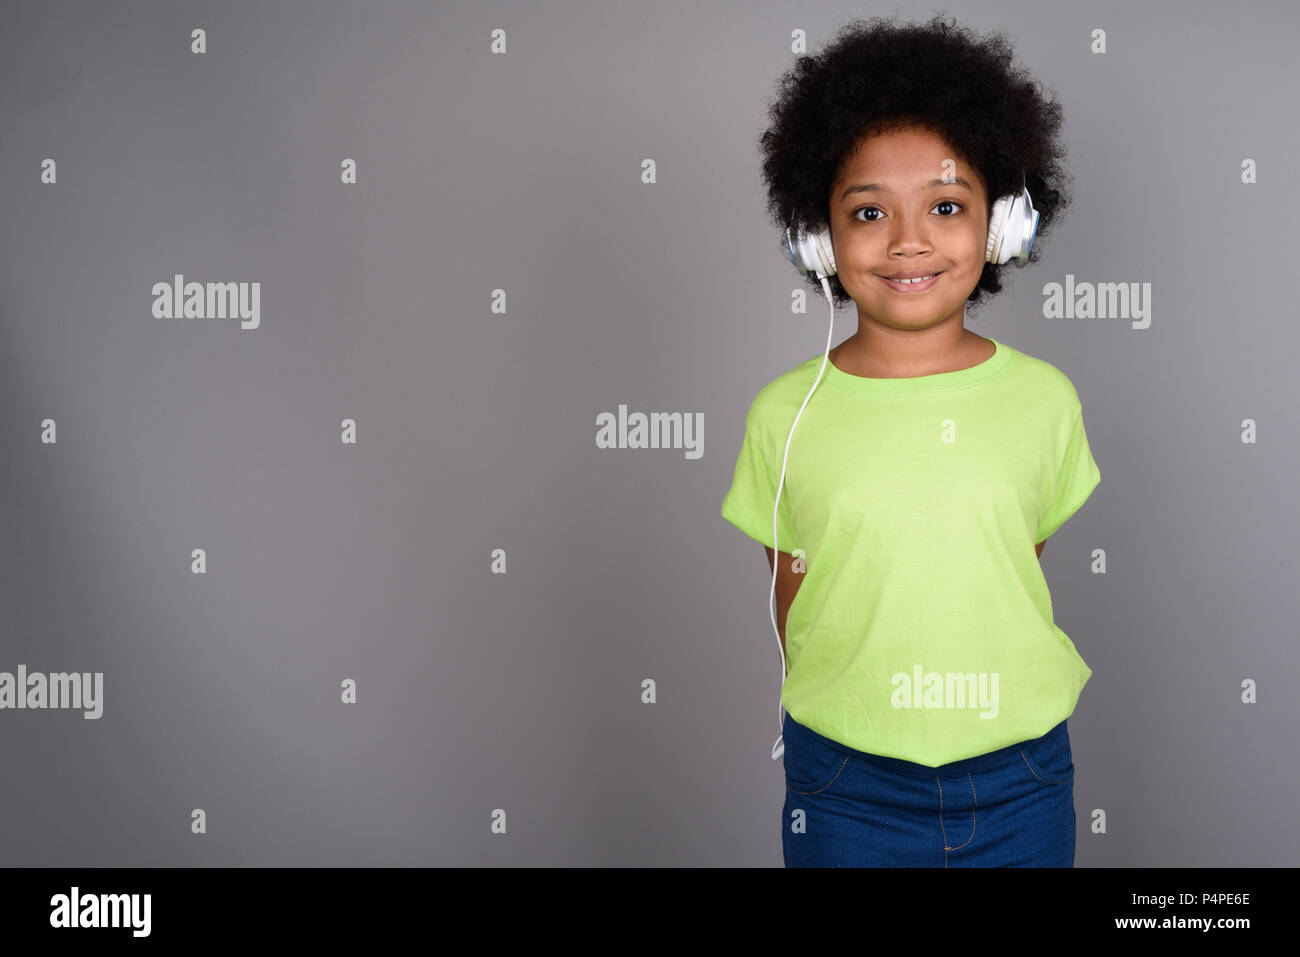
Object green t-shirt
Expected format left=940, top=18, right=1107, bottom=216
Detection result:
left=721, top=338, right=1100, bottom=767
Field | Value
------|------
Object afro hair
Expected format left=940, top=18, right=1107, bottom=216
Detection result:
left=758, top=13, right=1073, bottom=312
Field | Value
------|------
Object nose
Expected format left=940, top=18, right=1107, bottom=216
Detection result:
left=886, top=211, right=933, bottom=257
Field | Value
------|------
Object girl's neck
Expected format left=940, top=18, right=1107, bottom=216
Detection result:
left=829, top=327, right=993, bottom=379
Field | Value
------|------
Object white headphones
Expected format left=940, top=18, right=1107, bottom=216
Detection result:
left=766, top=175, right=1039, bottom=761
left=784, top=174, right=1040, bottom=281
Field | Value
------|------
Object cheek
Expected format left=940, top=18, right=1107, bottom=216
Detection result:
left=953, top=236, right=991, bottom=274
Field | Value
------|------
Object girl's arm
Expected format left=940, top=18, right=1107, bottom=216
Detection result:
left=764, top=546, right=805, bottom=661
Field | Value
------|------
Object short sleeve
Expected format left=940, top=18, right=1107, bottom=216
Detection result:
left=1034, top=410, right=1100, bottom=543
left=721, top=410, right=802, bottom=554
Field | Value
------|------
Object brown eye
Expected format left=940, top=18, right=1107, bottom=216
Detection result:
left=853, top=201, right=963, bottom=223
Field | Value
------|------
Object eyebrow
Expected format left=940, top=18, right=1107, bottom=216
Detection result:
left=839, top=177, right=975, bottom=201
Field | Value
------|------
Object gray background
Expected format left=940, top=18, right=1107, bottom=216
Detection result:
left=1, top=0, right=1296, bottom=866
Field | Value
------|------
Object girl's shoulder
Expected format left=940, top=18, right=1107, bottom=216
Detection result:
left=1002, top=343, right=1085, bottom=415
left=743, top=355, right=825, bottom=427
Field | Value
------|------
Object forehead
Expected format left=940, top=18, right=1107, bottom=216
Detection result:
left=834, top=126, right=984, bottom=193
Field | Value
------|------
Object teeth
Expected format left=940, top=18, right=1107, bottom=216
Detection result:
left=889, top=274, right=936, bottom=284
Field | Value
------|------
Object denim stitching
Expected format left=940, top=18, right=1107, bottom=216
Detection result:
left=937, top=773, right=978, bottom=865
left=1018, top=747, right=1072, bottom=785
left=937, top=778, right=950, bottom=867
left=787, top=753, right=851, bottom=795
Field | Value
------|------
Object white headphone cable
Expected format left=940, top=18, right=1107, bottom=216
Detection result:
left=770, top=274, right=836, bottom=761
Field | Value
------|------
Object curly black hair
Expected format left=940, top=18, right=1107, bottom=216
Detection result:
left=758, top=13, right=1073, bottom=313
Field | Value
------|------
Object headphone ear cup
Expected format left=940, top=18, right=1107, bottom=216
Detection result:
left=785, top=224, right=837, bottom=280
left=1022, top=199, right=1040, bottom=262
left=986, top=194, right=1013, bottom=264
left=986, top=187, right=1040, bottom=266
left=812, top=227, right=836, bottom=278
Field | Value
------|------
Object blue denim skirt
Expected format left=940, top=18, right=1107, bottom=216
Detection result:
left=781, top=711, right=1076, bottom=867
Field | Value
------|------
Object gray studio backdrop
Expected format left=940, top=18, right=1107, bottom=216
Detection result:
left=2, top=0, right=1297, bottom=867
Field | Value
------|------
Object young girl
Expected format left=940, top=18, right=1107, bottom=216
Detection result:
left=721, top=15, right=1100, bottom=867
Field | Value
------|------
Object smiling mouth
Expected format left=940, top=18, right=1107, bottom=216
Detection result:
left=879, top=272, right=942, bottom=292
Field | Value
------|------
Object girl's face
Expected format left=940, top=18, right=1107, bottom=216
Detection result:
left=827, top=125, right=991, bottom=332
